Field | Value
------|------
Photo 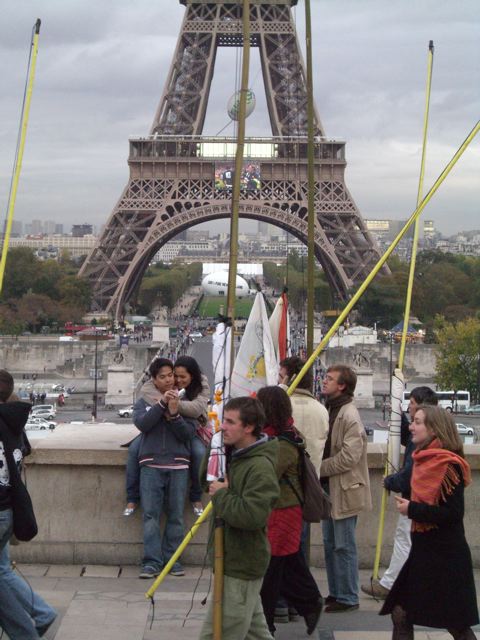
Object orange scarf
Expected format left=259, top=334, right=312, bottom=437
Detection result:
left=410, top=438, right=471, bottom=532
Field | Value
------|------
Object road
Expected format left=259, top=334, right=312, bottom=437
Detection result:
left=40, top=334, right=480, bottom=442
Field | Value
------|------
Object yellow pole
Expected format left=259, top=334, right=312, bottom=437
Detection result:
left=398, top=41, right=434, bottom=369
left=145, top=502, right=212, bottom=599
left=305, top=0, right=315, bottom=358
left=226, top=0, right=251, bottom=382
left=0, top=19, right=41, bottom=294
left=286, top=119, right=480, bottom=398
left=372, top=41, right=435, bottom=580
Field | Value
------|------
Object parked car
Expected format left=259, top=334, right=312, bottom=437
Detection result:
left=31, top=404, right=56, bottom=419
left=456, top=423, right=475, bottom=436
left=118, top=405, right=134, bottom=418
left=465, top=404, right=480, bottom=415
left=189, top=331, right=203, bottom=338
left=25, top=416, right=56, bottom=431
left=26, top=416, right=56, bottom=430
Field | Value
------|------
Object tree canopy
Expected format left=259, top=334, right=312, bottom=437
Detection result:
left=0, top=248, right=92, bottom=334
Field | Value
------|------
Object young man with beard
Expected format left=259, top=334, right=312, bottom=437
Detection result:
left=199, top=397, right=279, bottom=640
left=320, top=365, right=371, bottom=613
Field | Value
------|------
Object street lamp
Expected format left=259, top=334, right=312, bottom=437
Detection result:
left=92, top=320, right=98, bottom=422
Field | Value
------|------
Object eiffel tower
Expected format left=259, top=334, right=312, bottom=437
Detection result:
left=80, top=0, right=383, bottom=319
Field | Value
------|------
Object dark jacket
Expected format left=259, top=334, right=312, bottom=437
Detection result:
left=384, top=413, right=413, bottom=499
left=381, top=466, right=478, bottom=629
left=200, top=435, right=279, bottom=580
left=133, top=397, right=195, bottom=468
left=0, top=401, right=31, bottom=510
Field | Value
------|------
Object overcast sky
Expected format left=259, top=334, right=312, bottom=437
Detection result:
left=0, top=0, right=478, bottom=237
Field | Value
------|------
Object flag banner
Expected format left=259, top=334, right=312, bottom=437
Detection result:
left=388, top=368, right=405, bottom=473
left=269, top=291, right=290, bottom=361
left=212, top=321, right=232, bottom=401
left=230, top=292, right=279, bottom=397
left=206, top=430, right=227, bottom=481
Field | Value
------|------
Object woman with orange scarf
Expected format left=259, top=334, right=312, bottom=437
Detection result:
left=380, top=405, right=478, bottom=639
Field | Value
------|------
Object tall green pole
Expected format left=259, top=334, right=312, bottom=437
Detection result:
left=226, top=0, right=251, bottom=381
left=305, top=0, right=315, bottom=357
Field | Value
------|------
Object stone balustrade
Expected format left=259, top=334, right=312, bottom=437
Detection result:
left=13, top=423, right=480, bottom=568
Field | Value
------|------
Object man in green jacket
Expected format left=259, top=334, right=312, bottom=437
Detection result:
left=199, top=396, right=279, bottom=640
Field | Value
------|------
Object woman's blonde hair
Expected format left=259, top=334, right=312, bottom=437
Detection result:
left=419, top=405, right=464, bottom=457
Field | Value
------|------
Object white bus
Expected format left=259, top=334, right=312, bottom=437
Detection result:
left=401, top=389, right=470, bottom=413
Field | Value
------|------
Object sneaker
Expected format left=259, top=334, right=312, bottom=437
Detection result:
left=139, top=566, right=161, bottom=579
left=273, top=606, right=289, bottom=624
left=361, top=579, right=390, bottom=600
left=324, top=601, right=359, bottom=613
left=325, top=595, right=337, bottom=605
left=169, top=563, right=185, bottom=577
left=305, top=599, right=323, bottom=635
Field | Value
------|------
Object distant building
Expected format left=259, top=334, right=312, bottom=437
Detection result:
left=10, top=235, right=96, bottom=258
left=72, top=224, right=93, bottom=237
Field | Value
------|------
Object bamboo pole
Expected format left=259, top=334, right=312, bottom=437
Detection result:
left=398, top=40, right=434, bottom=370
left=0, top=19, right=41, bottom=294
left=286, top=119, right=480, bottom=399
left=145, top=503, right=212, bottom=599
left=305, top=0, right=315, bottom=357
left=372, top=40, right=435, bottom=580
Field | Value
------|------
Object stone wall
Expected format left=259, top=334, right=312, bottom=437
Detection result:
left=12, top=423, right=480, bottom=568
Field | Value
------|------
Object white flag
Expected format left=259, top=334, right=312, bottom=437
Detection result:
left=230, top=293, right=279, bottom=397
left=388, top=368, right=405, bottom=473
left=212, top=320, right=232, bottom=400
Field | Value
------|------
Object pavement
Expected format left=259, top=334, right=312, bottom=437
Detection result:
left=8, top=564, right=480, bottom=639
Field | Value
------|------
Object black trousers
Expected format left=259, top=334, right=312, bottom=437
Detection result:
left=260, top=551, right=321, bottom=631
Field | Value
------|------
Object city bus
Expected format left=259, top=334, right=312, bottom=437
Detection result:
left=402, top=389, right=471, bottom=413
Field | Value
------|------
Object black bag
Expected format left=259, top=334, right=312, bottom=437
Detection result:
left=285, top=448, right=331, bottom=523
left=0, top=423, right=38, bottom=542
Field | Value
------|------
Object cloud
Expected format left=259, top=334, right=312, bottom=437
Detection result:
left=0, top=0, right=478, bottom=236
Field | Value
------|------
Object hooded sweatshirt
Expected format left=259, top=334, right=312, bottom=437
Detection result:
left=200, top=435, right=279, bottom=580
left=0, top=401, right=31, bottom=510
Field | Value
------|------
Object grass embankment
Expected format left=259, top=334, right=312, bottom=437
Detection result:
left=197, top=296, right=254, bottom=319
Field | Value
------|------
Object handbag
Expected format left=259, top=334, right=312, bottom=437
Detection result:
left=195, top=415, right=213, bottom=447
left=285, top=448, right=331, bottom=522
left=0, top=422, right=38, bottom=542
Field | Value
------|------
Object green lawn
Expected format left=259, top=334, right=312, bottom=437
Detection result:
left=197, top=296, right=254, bottom=319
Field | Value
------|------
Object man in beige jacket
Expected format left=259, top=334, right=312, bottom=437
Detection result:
left=320, top=365, right=371, bottom=613
left=278, top=356, right=328, bottom=475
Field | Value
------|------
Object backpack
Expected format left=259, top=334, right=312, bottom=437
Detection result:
left=285, top=448, right=331, bottom=523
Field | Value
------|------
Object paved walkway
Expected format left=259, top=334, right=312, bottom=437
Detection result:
left=9, top=565, right=480, bottom=639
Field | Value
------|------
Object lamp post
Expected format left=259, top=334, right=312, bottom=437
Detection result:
left=92, top=321, right=98, bottom=422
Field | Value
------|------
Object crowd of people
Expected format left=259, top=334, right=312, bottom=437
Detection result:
left=0, top=355, right=478, bottom=639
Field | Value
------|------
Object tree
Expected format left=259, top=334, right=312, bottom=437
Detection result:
left=434, top=316, right=480, bottom=402
left=1, top=247, right=38, bottom=299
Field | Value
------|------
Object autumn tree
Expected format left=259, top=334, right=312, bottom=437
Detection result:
left=434, top=316, right=480, bottom=402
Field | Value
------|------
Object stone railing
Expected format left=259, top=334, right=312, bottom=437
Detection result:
left=13, top=423, right=480, bottom=568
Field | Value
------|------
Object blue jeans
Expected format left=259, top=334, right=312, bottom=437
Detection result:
left=140, top=466, right=189, bottom=571
left=126, top=435, right=142, bottom=503
left=322, top=515, right=359, bottom=606
left=0, top=508, right=41, bottom=639
left=0, top=542, right=56, bottom=631
left=127, top=435, right=205, bottom=504
left=189, top=436, right=206, bottom=503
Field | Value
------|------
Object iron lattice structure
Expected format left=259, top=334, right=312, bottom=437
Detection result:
left=80, top=0, right=384, bottom=319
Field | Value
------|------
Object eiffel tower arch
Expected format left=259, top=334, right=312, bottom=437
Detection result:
left=80, top=0, right=383, bottom=320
